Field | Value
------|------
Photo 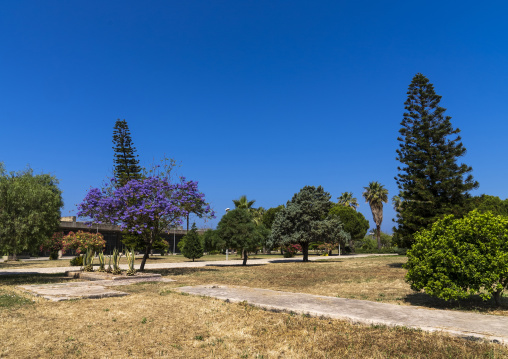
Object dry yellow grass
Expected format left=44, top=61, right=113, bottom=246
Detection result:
left=1, top=283, right=506, bottom=358
left=1, top=255, right=507, bottom=358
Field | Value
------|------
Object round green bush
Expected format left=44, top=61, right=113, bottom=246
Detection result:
left=405, top=210, right=508, bottom=306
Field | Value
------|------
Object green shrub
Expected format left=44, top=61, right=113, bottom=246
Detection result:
left=70, top=256, right=83, bottom=266
left=405, top=210, right=508, bottom=306
left=49, top=251, right=59, bottom=260
left=178, top=223, right=204, bottom=262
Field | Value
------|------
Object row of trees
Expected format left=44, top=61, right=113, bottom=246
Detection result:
left=192, top=187, right=373, bottom=265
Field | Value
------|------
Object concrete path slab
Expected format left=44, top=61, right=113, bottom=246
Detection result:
left=176, top=284, right=508, bottom=344
left=18, top=282, right=129, bottom=301
left=18, top=276, right=175, bottom=301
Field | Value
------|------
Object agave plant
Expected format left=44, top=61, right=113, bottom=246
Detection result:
left=112, top=248, right=122, bottom=275
left=106, top=254, right=112, bottom=273
left=83, top=248, right=95, bottom=272
left=97, top=252, right=106, bottom=272
left=125, top=248, right=136, bottom=276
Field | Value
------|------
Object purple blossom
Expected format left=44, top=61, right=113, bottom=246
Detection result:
left=77, top=176, right=214, bottom=242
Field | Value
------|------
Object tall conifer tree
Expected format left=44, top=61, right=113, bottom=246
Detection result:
left=112, top=119, right=142, bottom=187
left=394, top=74, right=478, bottom=248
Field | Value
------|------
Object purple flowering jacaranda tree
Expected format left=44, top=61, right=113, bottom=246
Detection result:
left=78, top=176, right=214, bottom=271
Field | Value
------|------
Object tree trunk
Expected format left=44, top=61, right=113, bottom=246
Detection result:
left=493, top=290, right=503, bottom=306
left=139, top=242, right=152, bottom=271
left=242, top=249, right=248, bottom=266
left=186, top=214, right=189, bottom=233
left=302, top=242, right=309, bottom=262
left=376, top=224, right=382, bottom=250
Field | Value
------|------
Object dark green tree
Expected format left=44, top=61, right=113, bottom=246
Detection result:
left=394, top=74, right=478, bottom=248
left=262, top=205, right=284, bottom=229
left=465, top=194, right=508, bottom=216
left=329, top=205, right=369, bottom=251
left=268, top=186, right=334, bottom=262
left=178, top=223, right=204, bottom=261
left=216, top=209, right=265, bottom=265
left=0, top=165, right=63, bottom=258
left=201, top=229, right=224, bottom=253
left=112, top=119, right=142, bottom=188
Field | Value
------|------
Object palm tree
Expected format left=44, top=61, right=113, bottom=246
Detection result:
left=252, top=207, right=266, bottom=226
left=233, top=195, right=256, bottom=209
left=392, top=195, right=402, bottom=212
left=362, top=182, right=388, bottom=249
left=337, top=192, right=359, bottom=210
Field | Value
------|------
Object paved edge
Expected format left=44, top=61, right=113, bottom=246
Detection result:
left=175, top=285, right=508, bottom=345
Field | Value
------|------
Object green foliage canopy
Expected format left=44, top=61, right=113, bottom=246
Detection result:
left=0, top=165, right=63, bottom=256
left=405, top=210, right=508, bottom=306
left=329, top=205, right=369, bottom=250
left=262, top=205, right=284, bottom=229
left=268, top=186, right=337, bottom=261
left=466, top=195, right=508, bottom=216
left=216, top=208, right=265, bottom=265
left=201, top=229, right=224, bottom=253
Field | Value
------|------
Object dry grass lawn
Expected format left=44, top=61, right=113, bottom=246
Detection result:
left=1, top=255, right=507, bottom=358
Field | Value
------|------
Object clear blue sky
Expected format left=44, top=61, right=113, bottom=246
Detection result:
left=1, top=1, right=507, bottom=233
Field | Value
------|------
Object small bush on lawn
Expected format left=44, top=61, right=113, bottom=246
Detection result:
left=283, top=244, right=302, bottom=258
left=70, top=256, right=83, bottom=266
left=178, top=223, right=204, bottom=262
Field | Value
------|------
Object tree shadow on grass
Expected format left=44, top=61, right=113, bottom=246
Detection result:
left=206, top=264, right=265, bottom=267
left=312, top=259, right=344, bottom=263
left=268, top=259, right=307, bottom=263
left=403, top=292, right=507, bottom=314
left=145, top=267, right=220, bottom=276
left=0, top=261, right=47, bottom=269
left=0, top=273, right=75, bottom=286
left=387, top=262, right=404, bottom=268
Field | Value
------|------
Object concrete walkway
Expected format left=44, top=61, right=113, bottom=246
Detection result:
left=0, top=253, right=393, bottom=275
left=176, top=284, right=508, bottom=344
